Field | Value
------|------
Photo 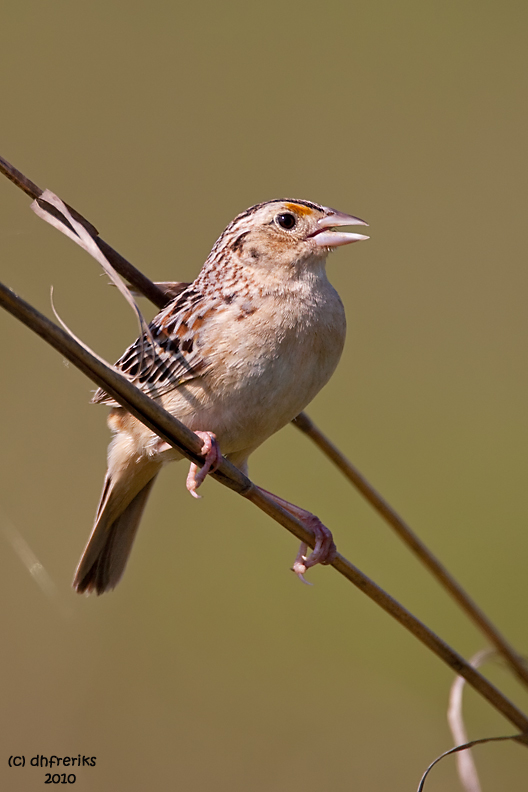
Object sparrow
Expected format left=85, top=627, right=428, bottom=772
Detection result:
left=73, top=199, right=368, bottom=594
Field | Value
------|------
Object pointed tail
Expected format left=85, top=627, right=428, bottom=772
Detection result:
left=74, top=461, right=161, bottom=595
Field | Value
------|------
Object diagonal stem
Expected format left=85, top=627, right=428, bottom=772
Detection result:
left=291, top=413, right=528, bottom=688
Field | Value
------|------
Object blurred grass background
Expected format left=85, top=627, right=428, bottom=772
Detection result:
left=1, top=1, right=528, bottom=789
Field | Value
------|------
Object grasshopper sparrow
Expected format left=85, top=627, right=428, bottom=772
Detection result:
left=74, top=199, right=368, bottom=594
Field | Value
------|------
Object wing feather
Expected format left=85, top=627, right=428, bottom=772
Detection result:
left=93, top=286, right=210, bottom=405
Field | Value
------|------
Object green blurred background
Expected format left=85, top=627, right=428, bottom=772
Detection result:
left=1, top=1, right=528, bottom=789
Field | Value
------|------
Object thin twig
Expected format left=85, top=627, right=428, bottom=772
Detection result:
left=417, top=733, right=527, bottom=792
left=1, top=280, right=528, bottom=735
left=291, top=413, right=528, bottom=687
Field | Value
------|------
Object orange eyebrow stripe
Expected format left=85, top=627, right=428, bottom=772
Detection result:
left=284, top=202, right=314, bottom=217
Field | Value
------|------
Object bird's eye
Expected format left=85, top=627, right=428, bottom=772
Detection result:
left=276, top=213, right=296, bottom=230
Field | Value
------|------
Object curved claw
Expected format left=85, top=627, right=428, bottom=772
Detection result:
left=301, top=513, right=337, bottom=569
left=292, top=515, right=337, bottom=581
left=186, top=432, right=222, bottom=498
left=292, top=544, right=314, bottom=585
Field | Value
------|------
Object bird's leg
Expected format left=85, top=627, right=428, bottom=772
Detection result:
left=186, top=431, right=222, bottom=499
left=256, top=488, right=337, bottom=583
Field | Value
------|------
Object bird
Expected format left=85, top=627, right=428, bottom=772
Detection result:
left=73, top=198, right=369, bottom=594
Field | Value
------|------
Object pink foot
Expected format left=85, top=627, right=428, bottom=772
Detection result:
left=257, top=488, right=337, bottom=583
left=290, top=512, right=337, bottom=583
left=186, top=431, right=222, bottom=499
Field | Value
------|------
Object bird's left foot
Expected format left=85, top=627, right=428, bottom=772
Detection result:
left=291, top=512, right=337, bottom=584
left=186, top=431, right=222, bottom=498
left=257, top=489, right=337, bottom=583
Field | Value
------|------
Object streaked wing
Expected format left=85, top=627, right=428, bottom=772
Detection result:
left=93, top=286, right=210, bottom=404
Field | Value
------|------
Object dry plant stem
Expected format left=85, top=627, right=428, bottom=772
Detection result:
left=448, top=649, right=495, bottom=792
left=1, top=281, right=528, bottom=734
left=0, top=154, right=167, bottom=309
left=292, top=413, right=528, bottom=689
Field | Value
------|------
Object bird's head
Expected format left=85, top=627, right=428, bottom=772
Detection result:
left=209, top=199, right=369, bottom=278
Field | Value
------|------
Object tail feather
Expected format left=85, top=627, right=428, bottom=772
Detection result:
left=74, top=468, right=159, bottom=595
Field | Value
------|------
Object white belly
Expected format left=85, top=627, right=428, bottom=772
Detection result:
left=162, top=283, right=346, bottom=458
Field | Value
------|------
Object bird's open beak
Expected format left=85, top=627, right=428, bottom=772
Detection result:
left=310, top=208, right=369, bottom=248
